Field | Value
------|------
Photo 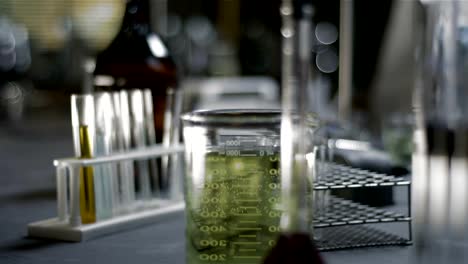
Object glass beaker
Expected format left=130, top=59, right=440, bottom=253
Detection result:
left=182, top=109, right=318, bottom=264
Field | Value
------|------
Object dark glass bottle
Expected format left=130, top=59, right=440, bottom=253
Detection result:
left=94, top=0, right=178, bottom=143
left=263, top=233, right=324, bottom=264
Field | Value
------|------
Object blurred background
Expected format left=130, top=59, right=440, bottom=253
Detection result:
left=0, top=0, right=419, bottom=172
left=0, top=0, right=406, bottom=126
left=0, top=1, right=423, bottom=259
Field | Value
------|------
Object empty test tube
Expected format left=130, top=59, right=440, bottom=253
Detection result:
left=110, top=92, right=126, bottom=214
left=129, top=89, right=152, bottom=201
left=114, top=91, right=136, bottom=212
left=143, top=89, right=160, bottom=197
left=162, top=88, right=183, bottom=198
left=94, top=92, right=117, bottom=219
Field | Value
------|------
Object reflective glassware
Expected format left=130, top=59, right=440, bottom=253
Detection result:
left=71, top=94, right=97, bottom=224
left=94, top=92, right=117, bottom=219
left=182, top=109, right=318, bottom=264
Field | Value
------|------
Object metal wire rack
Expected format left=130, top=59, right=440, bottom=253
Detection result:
left=315, top=225, right=411, bottom=251
left=314, top=163, right=410, bottom=190
left=312, top=163, right=412, bottom=251
left=313, top=196, right=411, bottom=228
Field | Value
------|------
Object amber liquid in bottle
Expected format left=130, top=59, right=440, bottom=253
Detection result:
left=79, top=125, right=97, bottom=224
left=94, top=0, right=178, bottom=143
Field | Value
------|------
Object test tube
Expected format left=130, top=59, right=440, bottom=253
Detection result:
left=115, top=91, right=136, bottom=212
left=161, top=88, right=182, bottom=193
left=71, top=94, right=96, bottom=224
left=162, top=87, right=183, bottom=199
left=143, top=89, right=160, bottom=197
left=129, top=89, right=152, bottom=201
left=110, top=92, right=125, bottom=214
left=94, top=92, right=116, bottom=219
left=306, top=146, right=319, bottom=237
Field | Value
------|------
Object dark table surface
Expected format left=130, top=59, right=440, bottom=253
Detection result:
left=0, top=114, right=415, bottom=264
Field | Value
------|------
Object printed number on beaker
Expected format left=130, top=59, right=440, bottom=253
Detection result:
left=203, top=183, right=224, bottom=189
left=268, top=211, right=280, bottom=217
left=201, top=211, right=226, bottom=218
left=200, top=240, right=227, bottom=247
left=202, top=197, right=225, bottom=204
left=269, top=169, right=279, bottom=175
left=210, top=169, right=227, bottom=175
left=225, top=140, right=240, bottom=146
left=200, top=225, right=227, bottom=232
left=226, top=150, right=241, bottom=156
left=269, top=183, right=280, bottom=189
left=199, top=254, right=226, bottom=261
left=268, top=226, right=280, bottom=232
left=207, top=156, right=225, bottom=162
left=268, top=197, right=279, bottom=203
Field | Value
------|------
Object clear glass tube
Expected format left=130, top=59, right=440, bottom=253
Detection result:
left=94, top=92, right=116, bottom=219
left=162, top=87, right=183, bottom=198
left=129, top=89, right=152, bottom=201
left=71, top=94, right=96, bottom=224
left=114, top=91, right=136, bottom=212
left=143, top=89, right=161, bottom=197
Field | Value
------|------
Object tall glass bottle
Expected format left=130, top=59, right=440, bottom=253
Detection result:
left=94, top=0, right=179, bottom=144
left=94, top=0, right=180, bottom=192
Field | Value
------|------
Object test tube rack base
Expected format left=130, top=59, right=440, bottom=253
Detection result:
left=27, top=144, right=186, bottom=242
left=28, top=201, right=184, bottom=242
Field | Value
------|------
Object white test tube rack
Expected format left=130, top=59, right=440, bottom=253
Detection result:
left=27, top=144, right=186, bottom=242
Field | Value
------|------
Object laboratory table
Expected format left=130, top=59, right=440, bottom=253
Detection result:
left=0, top=116, right=414, bottom=264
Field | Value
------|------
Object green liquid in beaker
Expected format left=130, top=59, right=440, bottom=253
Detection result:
left=186, top=151, right=281, bottom=264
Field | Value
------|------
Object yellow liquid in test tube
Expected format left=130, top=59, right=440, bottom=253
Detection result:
left=79, top=125, right=96, bottom=224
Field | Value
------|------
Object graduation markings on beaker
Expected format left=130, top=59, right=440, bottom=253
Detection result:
left=190, top=136, right=281, bottom=262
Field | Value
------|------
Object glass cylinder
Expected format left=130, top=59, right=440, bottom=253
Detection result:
left=181, top=109, right=317, bottom=264
left=129, top=89, right=152, bottom=201
left=143, top=89, right=161, bottom=197
left=113, top=90, right=136, bottom=212
left=71, top=94, right=97, bottom=224
left=94, top=92, right=117, bottom=219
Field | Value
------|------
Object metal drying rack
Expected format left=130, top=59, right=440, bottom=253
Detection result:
left=312, top=163, right=412, bottom=251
